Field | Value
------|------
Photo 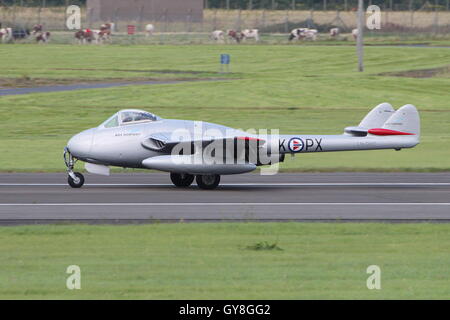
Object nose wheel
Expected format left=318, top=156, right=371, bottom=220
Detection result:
left=64, top=147, right=85, bottom=188
left=68, top=172, right=85, bottom=188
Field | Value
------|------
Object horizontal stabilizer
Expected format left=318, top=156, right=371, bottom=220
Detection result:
left=344, top=126, right=368, bottom=137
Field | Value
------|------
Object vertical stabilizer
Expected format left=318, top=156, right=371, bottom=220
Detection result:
left=381, top=104, right=420, bottom=137
left=359, top=102, right=395, bottom=129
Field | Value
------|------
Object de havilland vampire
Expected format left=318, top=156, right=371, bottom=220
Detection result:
left=64, top=103, right=420, bottom=190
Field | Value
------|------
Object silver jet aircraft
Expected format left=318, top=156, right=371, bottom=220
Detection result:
left=64, top=103, right=420, bottom=190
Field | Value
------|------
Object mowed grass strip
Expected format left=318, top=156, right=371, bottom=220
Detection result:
left=0, top=223, right=449, bottom=299
left=0, top=44, right=449, bottom=171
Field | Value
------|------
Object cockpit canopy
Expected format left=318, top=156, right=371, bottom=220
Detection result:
left=100, top=109, right=161, bottom=128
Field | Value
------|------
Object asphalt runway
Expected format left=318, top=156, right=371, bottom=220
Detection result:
left=0, top=79, right=223, bottom=96
left=0, top=172, right=449, bottom=225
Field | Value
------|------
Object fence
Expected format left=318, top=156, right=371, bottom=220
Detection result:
left=206, top=0, right=450, bottom=11
left=0, top=5, right=449, bottom=37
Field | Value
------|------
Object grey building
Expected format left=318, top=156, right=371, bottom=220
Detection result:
left=87, top=0, right=204, bottom=23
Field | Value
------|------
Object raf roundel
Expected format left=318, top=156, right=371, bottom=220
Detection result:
left=288, top=137, right=304, bottom=152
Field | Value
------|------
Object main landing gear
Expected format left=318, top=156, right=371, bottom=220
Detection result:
left=64, top=147, right=85, bottom=188
left=170, top=173, right=194, bottom=187
left=170, top=173, right=221, bottom=190
left=196, top=174, right=221, bottom=190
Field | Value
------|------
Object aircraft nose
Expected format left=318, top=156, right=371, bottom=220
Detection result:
left=67, top=129, right=94, bottom=159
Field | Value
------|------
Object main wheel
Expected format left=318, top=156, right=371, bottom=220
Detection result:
left=170, top=173, right=194, bottom=187
left=68, top=172, right=85, bottom=188
left=196, top=174, right=220, bottom=190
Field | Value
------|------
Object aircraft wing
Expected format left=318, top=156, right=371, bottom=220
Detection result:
left=141, top=133, right=267, bottom=175
left=141, top=132, right=265, bottom=154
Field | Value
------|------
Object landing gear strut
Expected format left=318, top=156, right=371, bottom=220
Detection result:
left=64, top=147, right=85, bottom=188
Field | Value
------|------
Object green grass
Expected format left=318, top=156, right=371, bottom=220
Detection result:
left=0, top=44, right=449, bottom=172
left=0, top=222, right=449, bottom=299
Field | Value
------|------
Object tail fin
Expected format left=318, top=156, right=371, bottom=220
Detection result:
left=359, top=102, right=395, bottom=128
left=345, top=103, right=394, bottom=136
left=345, top=104, right=420, bottom=144
left=380, top=104, right=420, bottom=137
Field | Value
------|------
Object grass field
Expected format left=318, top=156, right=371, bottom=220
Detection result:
left=1, top=44, right=449, bottom=300
left=0, top=44, right=449, bottom=172
left=0, top=222, right=449, bottom=299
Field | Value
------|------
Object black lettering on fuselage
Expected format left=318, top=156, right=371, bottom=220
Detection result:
left=305, top=139, right=314, bottom=151
left=279, top=139, right=286, bottom=152
left=315, top=138, right=323, bottom=151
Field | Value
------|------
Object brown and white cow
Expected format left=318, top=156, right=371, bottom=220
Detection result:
left=0, top=27, right=12, bottom=43
left=211, top=30, right=225, bottom=42
left=330, top=27, right=340, bottom=38
left=289, top=28, right=317, bottom=41
left=1, top=26, right=31, bottom=43
left=74, top=29, right=99, bottom=44
left=227, top=30, right=242, bottom=43
left=288, top=28, right=308, bottom=41
left=304, top=29, right=318, bottom=41
left=241, top=29, right=260, bottom=42
left=35, top=31, right=51, bottom=43
left=32, top=24, right=43, bottom=34
left=98, top=23, right=114, bottom=42
left=32, top=24, right=50, bottom=43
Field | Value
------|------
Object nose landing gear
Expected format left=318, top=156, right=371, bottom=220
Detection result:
left=64, top=147, right=85, bottom=188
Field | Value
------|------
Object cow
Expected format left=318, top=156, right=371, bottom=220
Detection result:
left=289, top=28, right=308, bottom=41
left=74, top=30, right=84, bottom=44
left=304, top=29, right=318, bottom=41
left=32, top=24, right=43, bottom=34
left=0, top=27, right=12, bottom=43
left=101, top=23, right=114, bottom=32
left=289, top=28, right=317, bottom=41
left=98, top=23, right=113, bottom=42
left=32, top=24, right=44, bottom=33
left=241, top=29, right=259, bottom=42
left=227, top=30, right=242, bottom=43
left=352, top=28, right=359, bottom=40
left=32, top=24, right=50, bottom=43
left=35, top=31, right=51, bottom=43
left=1, top=27, right=30, bottom=42
left=330, top=27, right=340, bottom=38
left=145, top=24, right=155, bottom=37
left=210, top=30, right=225, bottom=42
left=74, top=29, right=99, bottom=44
